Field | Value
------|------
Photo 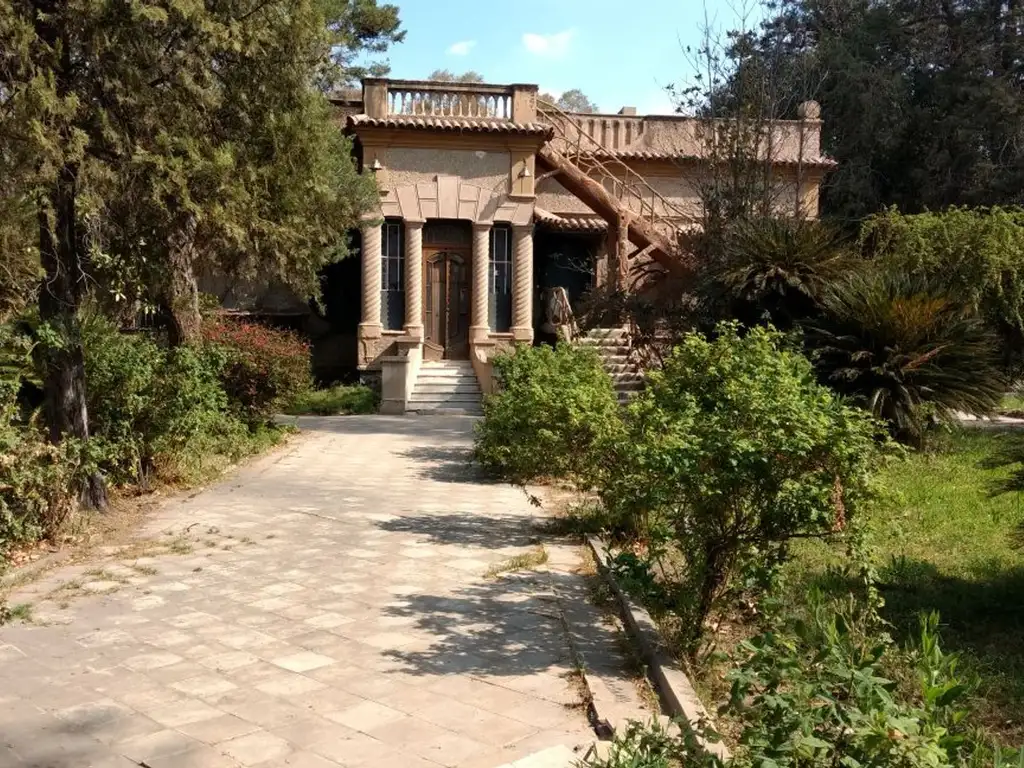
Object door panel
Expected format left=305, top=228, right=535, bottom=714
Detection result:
left=423, top=250, right=470, bottom=360
left=448, top=258, right=469, bottom=359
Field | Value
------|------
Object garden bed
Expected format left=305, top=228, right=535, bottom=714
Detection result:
left=778, top=428, right=1024, bottom=743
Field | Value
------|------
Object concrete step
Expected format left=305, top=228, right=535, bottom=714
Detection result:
left=406, top=406, right=483, bottom=416
left=415, top=378, right=479, bottom=387
left=407, top=393, right=483, bottom=405
left=416, top=367, right=477, bottom=375
left=415, top=374, right=480, bottom=383
left=413, top=384, right=482, bottom=395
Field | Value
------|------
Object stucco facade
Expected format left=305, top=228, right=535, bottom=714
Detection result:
left=343, top=77, right=832, bottom=398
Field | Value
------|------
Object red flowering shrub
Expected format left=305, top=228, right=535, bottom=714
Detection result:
left=202, top=316, right=312, bottom=424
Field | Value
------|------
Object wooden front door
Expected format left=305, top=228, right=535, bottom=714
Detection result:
left=424, top=250, right=470, bottom=360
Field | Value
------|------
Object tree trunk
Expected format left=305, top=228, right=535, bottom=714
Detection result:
left=165, top=213, right=202, bottom=347
left=37, top=165, right=108, bottom=510
left=33, top=0, right=107, bottom=511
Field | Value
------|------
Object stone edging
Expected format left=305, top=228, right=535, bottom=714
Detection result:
left=585, top=534, right=731, bottom=761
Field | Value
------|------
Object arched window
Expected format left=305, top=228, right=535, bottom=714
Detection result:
left=489, top=225, right=512, bottom=332
left=380, top=219, right=404, bottom=330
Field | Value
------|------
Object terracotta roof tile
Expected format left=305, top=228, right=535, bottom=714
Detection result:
left=533, top=207, right=608, bottom=232
left=600, top=147, right=837, bottom=168
left=348, top=114, right=554, bottom=137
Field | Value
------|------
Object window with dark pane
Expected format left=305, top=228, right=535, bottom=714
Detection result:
left=380, top=220, right=405, bottom=330
left=489, top=225, right=512, bottom=332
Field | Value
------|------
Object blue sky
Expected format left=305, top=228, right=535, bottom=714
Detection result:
left=370, top=0, right=756, bottom=115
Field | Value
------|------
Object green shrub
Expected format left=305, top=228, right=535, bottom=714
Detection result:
left=285, top=384, right=378, bottom=415
left=202, top=316, right=311, bottom=424
left=83, top=318, right=229, bottom=484
left=807, top=270, right=1005, bottom=445
left=474, top=343, right=623, bottom=487
left=580, top=718, right=683, bottom=767
left=580, top=597, right=1014, bottom=768
left=604, top=323, right=887, bottom=655
left=0, top=380, right=89, bottom=557
left=863, top=206, right=1024, bottom=373
left=720, top=599, right=980, bottom=768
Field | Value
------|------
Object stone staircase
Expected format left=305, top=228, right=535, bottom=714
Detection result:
left=407, top=360, right=483, bottom=415
left=579, top=328, right=644, bottom=404
left=536, top=100, right=693, bottom=278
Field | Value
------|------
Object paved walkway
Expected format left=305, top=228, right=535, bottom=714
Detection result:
left=0, top=416, right=600, bottom=768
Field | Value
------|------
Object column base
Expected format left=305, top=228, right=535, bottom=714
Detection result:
left=511, top=326, right=534, bottom=344
left=403, top=324, right=424, bottom=341
left=358, top=322, right=383, bottom=339
left=469, top=325, right=491, bottom=343
left=357, top=322, right=385, bottom=370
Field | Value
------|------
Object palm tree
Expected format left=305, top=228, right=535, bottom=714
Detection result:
left=807, top=270, right=1005, bottom=445
left=703, top=217, right=859, bottom=331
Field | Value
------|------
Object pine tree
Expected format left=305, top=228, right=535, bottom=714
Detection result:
left=0, top=0, right=402, bottom=506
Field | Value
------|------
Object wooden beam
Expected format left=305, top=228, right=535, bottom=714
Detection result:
left=536, top=144, right=694, bottom=277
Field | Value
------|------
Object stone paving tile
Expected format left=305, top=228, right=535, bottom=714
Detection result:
left=0, top=416, right=614, bottom=767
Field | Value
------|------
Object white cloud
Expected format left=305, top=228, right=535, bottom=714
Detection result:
left=522, top=29, right=575, bottom=58
left=446, top=40, right=476, bottom=56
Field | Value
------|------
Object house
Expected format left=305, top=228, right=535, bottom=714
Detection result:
left=334, top=77, right=831, bottom=413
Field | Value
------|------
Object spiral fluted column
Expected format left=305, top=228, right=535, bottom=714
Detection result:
left=359, top=220, right=382, bottom=334
left=471, top=222, right=491, bottom=341
left=511, top=223, right=534, bottom=343
left=404, top=220, right=424, bottom=339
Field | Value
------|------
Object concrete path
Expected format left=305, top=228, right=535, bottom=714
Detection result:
left=0, top=416, right=602, bottom=768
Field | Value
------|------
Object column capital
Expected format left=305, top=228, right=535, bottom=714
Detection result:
left=472, top=221, right=492, bottom=232
left=404, top=218, right=425, bottom=229
left=511, top=222, right=535, bottom=234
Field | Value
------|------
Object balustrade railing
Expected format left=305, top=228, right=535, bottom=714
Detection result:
left=386, top=82, right=513, bottom=119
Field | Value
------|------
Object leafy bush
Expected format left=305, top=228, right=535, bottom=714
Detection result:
left=580, top=596, right=1014, bottom=768
left=474, top=343, right=623, bottom=487
left=808, top=270, right=1004, bottom=445
left=580, top=718, right=683, bottom=767
left=703, top=216, right=859, bottom=331
left=720, top=600, right=982, bottom=768
left=83, top=318, right=229, bottom=484
left=285, top=384, right=378, bottom=415
left=603, top=324, right=887, bottom=654
left=863, top=206, right=1024, bottom=373
left=0, top=380, right=89, bottom=557
left=203, top=316, right=311, bottom=424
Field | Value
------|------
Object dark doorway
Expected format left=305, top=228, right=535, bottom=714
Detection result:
left=533, top=230, right=600, bottom=345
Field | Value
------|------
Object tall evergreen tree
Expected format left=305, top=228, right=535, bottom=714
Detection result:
left=707, top=0, right=1024, bottom=221
left=0, top=0, right=402, bottom=506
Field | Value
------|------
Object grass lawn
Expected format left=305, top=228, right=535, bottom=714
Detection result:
left=787, top=428, right=1024, bottom=743
left=284, top=384, right=378, bottom=416
left=999, top=393, right=1024, bottom=415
